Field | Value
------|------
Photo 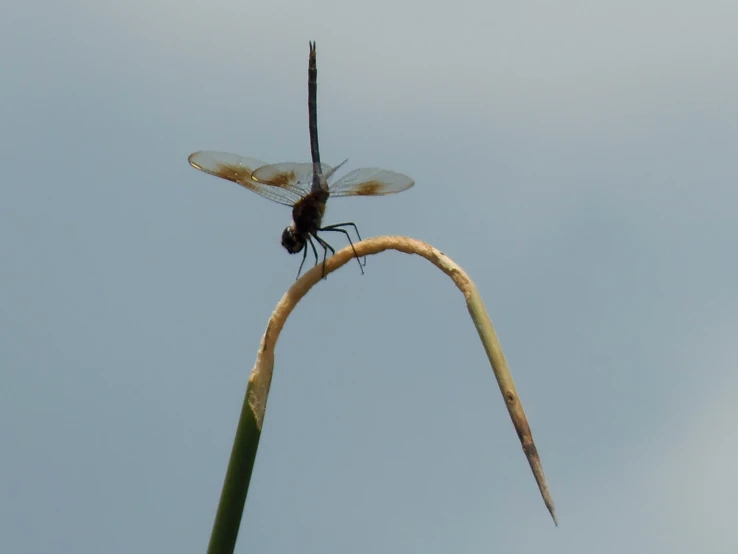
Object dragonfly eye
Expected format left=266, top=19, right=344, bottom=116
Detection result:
left=281, top=227, right=305, bottom=254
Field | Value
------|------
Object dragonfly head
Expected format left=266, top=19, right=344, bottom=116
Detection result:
left=281, top=225, right=305, bottom=254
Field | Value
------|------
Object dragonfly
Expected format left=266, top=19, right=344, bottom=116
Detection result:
left=187, top=153, right=414, bottom=278
left=188, top=42, right=414, bottom=279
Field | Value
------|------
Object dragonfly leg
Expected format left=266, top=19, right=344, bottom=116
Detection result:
left=312, top=234, right=336, bottom=279
left=319, top=224, right=365, bottom=274
left=295, top=242, right=311, bottom=280
left=307, top=235, right=320, bottom=267
left=295, top=236, right=320, bottom=280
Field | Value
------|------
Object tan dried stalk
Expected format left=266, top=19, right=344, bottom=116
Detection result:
left=207, top=236, right=557, bottom=554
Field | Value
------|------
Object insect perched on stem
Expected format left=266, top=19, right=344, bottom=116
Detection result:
left=188, top=42, right=414, bottom=279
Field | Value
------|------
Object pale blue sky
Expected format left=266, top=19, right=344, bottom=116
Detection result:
left=2, top=0, right=737, bottom=552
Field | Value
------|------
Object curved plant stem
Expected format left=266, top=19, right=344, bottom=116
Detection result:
left=206, top=236, right=557, bottom=554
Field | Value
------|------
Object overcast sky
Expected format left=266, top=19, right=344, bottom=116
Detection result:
left=2, top=0, right=737, bottom=552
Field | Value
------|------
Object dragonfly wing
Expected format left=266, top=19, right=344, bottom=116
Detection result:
left=328, top=168, right=415, bottom=197
left=322, top=159, right=349, bottom=183
left=252, top=162, right=336, bottom=195
left=188, top=151, right=304, bottom=206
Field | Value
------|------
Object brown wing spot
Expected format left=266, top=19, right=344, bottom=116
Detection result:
left=261, top=170, right=297, bottom=188
left=355, top=180, right=385, bottom=195
left=215, top=162, right=253, bottom=181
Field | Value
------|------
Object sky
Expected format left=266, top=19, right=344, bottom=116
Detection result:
left=2, top=0, right=738, bottom=552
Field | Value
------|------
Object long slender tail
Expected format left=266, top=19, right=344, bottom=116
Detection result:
left=308, top=41, right=323, bottom=191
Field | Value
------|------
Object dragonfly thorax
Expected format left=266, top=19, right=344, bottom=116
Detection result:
left=281, top=190, right=329, bottom=254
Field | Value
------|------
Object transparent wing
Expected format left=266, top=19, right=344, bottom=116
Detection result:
left=327, top=168, right=415, bottom=197
left=251, top=162, right=336, bottom=194
left=188, top=151, right=305, bottom=206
